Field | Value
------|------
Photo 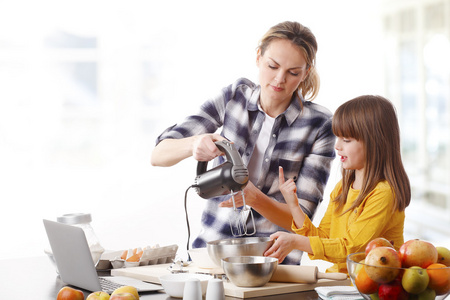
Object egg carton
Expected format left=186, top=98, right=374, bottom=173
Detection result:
left=97, top=244, right=178, bottom=270
left=140, top=244, right=178, bottom=266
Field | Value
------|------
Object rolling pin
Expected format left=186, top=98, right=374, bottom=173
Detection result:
left=270, top=265, right=348, bottom=283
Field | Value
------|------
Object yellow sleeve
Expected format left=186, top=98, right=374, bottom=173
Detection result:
left=303, top=182, right=404, bottom=264
left=292, top=182, right=341, bottom=240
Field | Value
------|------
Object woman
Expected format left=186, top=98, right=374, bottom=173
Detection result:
left=265, top=95, right=411, bottom=272
left=151, top=21, right=336, bottom=264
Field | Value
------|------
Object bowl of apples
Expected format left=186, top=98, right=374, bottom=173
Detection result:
left=347, top=238, right=450, bottom=300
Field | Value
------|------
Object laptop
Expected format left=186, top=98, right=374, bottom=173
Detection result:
left=43, top=219, right=163, bottom=294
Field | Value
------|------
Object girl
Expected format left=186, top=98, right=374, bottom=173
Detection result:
left=264, top=95, right=411, bottom=272
left=151, top=21, right=336, bottom=265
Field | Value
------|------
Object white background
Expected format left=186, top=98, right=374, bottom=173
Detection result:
left=0, top=0, right=406, bottom=270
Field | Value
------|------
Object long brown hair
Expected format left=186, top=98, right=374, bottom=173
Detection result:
left=332, top=95, right=411, bottom=213
left=257, top=21, right=320, bottom=101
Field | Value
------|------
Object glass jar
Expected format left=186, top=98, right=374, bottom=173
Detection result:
left=57, top=213, right=105, bottom=265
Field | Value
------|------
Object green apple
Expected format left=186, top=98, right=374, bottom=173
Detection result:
left=409, top=288, right=437, bottom=300
left=401, top=266, right=429, bottom=294
left=369, top=293, right=379, bottom=300
left=436, top=246, right=450, bottom=267
left=87, top=291, right=111, bottom=300
left=417, top=288, right=436, bottom=300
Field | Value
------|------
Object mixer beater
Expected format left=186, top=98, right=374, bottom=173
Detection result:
left=229, top=190, right=256, bottom=237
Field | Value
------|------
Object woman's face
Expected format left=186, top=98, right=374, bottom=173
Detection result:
left=257, top=38, right=309, bottom=110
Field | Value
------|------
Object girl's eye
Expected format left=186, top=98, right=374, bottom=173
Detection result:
left=289, top=71, right=299, bottom=76
left=343, top=139, right=351, bottom=143
left=268, top=64, right=277, bottom=70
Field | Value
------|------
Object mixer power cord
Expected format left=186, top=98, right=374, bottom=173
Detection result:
left=184, top=185, right=198, bottom=256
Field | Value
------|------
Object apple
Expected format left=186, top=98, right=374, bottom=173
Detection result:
left=401, top=266, right=429, bottom=294
left=436, top=246, right=450, bottom=267
left=86, top=291, right=110, bottom=300
left=111, top=286, right=139, bottom=300
left=57, top=286, right=85, bottom=300
left=110, top=293, right=136, bottom=300
left=378, top=279, right=408, bottom=300
left=399, top=239, right=438, bottom=268
left=365, top=247, right=401, bottom=283
left=409, top=288, right=436, bottom=300
left=366, top=238, right=395, bottom=256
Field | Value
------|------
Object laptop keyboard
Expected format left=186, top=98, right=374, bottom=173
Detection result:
left=99, top=277, right=125, bottom=293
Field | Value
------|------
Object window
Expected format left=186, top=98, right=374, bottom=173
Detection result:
left=382, top=0, right=450, bottom=242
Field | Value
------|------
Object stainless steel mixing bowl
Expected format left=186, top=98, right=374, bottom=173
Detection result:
left=206, top=237, right=274, bottom=267
left=222, top=256, right=278, bottom=287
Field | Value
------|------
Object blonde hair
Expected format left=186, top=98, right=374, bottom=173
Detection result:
left=332, top=95, right=411, bottom=213
left=258, top=21, right=320, bottom=101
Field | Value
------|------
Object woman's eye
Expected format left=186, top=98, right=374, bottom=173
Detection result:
left=267, top=63, right=299, bottom=76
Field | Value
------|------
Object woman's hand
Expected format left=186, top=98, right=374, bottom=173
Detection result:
left=192, top=134, right=226, bottom=161
left=151, top=134, right=226, bottom=167
left=219, top=181, right=261, bottom=208
left=264, top=231, right=302, bottom=263
left=278, top=166, right=298, bottom=209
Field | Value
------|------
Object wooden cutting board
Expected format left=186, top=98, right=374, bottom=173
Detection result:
left=111, top=263, right=351, bottom=298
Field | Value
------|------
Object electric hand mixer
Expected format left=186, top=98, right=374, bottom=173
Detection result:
left=194, top=140, right=256, bottom=237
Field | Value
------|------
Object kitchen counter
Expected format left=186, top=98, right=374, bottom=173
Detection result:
left=0, top=256, right=321, bottom=299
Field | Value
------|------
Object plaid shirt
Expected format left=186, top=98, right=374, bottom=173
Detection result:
left=155, top=78, right=336, bottom=264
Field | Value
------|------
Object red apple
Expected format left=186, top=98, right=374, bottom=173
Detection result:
left=378, top=279, right=409, bottom=300
left=57, top=286, right=85, bottom=300
left=366, top=238, right=395, bottom=256
left=109, top=293, right=136, bottom=300
left=365, top=247, right=401, bottom=283
left=86, top=291, right=110, bottom=300
left=399, top=239, right=438, bottom=268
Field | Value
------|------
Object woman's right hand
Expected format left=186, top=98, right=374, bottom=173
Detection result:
left=192, top=134, right=227, bottom=161
left=151, top=134, right=227, bottom=167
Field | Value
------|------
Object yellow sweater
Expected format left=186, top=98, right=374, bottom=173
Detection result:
left=292, top=180, right=405, bottom=273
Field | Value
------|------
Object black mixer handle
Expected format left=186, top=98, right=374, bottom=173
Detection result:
left=196, top=140, right=245, bottom=176
left=195, top=140, right=249, bottom=199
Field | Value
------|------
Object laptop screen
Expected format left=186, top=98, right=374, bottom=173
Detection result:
left=44, top=219, right=103, bottom=291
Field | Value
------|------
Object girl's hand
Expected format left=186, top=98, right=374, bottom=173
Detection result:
left=192, top=134, right=226, bottom=161
left=264, top=231, right=300, bottom=263
left=219, top=181, right=261, bottom=208
left=278, top=166, right=298, bottom=208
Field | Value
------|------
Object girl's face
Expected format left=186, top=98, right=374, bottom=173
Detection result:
left=335, top=137, right=366, bottom=172
left=256, top=39, right=309, bottom=110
